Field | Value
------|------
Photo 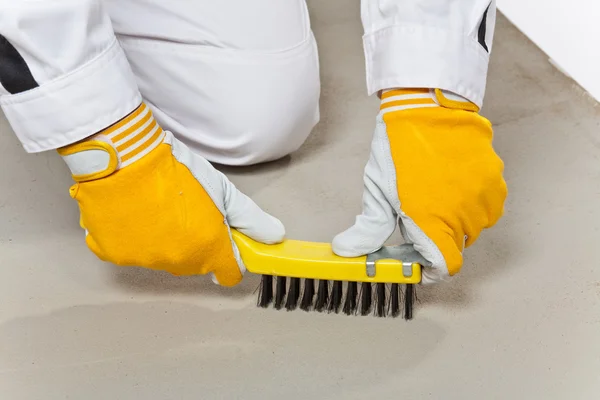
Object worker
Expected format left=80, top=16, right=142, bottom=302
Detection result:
left=0, top=0, right=507, bottom=286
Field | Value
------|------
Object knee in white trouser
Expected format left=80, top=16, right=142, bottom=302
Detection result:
left=144, top=65, right=320, bottom=166
left=122, top=26, right=321, bottom=166
left=212, top=88, right=320, bottom=166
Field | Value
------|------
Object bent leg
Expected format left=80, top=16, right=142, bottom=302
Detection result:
left=105, top=0, right=321, bottom=165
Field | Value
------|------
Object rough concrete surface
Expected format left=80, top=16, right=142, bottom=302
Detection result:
left=1, top=2, right=599, bottom=399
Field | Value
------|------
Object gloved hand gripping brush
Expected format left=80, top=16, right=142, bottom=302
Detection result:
left=231, top=88, right=507, bottom=319
left=58, top=102, right=285, bottom=284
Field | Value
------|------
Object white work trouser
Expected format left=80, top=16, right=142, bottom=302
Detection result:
left=0, top=0, right=496, bottom=166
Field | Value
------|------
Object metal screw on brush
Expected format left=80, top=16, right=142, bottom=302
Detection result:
left=365, top=244, right=431, bottom=319
left=365, top=244, right=429, bottom=278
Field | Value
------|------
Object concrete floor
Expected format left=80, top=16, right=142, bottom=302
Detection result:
left=1, top=2, right=600, bottom=399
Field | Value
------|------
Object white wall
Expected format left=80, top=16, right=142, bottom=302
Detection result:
left=497, top=0, right=600, bottom=101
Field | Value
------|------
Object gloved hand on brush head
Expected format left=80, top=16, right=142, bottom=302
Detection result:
left=58, top=102, right=285, bottom=286
left=332, top=88, right=507, bottom=284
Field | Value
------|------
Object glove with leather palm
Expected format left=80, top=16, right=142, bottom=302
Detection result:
left=58, top=102, right=284, bottom=286
left=332, top=88, right=507, bottom=284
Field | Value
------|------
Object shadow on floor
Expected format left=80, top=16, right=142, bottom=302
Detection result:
left=0, top=301, right=444, bottom=399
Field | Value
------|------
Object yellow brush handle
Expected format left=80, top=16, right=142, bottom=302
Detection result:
left=230, top=229, right=421, bottom=284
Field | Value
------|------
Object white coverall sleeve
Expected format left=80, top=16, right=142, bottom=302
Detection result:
left=0, top=0, right=142, bottom=153
left=361, top=0, right=496, bottom=108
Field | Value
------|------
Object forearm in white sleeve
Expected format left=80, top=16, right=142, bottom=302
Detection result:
left=0, top=0, right=142, bottom=152
left=360, top=0, right=496, bottom=108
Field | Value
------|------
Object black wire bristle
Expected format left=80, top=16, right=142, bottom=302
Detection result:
left=404, top=284, right=416, bottom=320
left=360, top=282, right=372, bottom=316
left=258, top=275, right=273, bottom=308
left=375, top=283, right=386, bottom=317
left=314, top=280, right=329, bottom=312
left=256, top=275, right=417, bottom=319
left=285, top=278, right=301, bottom=310
left=328, top=281, right=343, bottom=313
left=343, top=281, right=358, bottom=315
left=390, top=283, right=400, bottom=317
left=274, top=276, right=287, bottom=310
left=299, top=278, right=315, bottom=311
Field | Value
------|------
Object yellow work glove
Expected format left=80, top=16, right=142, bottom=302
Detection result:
left=332, top=88, right=507, bottom=284
left=58, top=102, right=284, bottom=286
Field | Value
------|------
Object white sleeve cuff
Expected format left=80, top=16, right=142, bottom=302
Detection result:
left=0, top=38, right=142, bottom=153
left=363, top=24, right=490, bottom=108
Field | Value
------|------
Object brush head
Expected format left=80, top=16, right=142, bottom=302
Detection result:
left=256, top=275, right=417, bottom=319
left=232, top=229, right=424, bottom=319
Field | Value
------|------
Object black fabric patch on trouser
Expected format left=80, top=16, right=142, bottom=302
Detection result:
left=478, top=4, right=491, bottom=52
left=0, top=34, right=39, bottom=94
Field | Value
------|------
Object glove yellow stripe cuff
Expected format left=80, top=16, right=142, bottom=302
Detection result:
left=380, top=88, right=440, bottom=116
left=107, top=103, right=164, bottom=166
left=380, top=88, right=480, bottom=116
left=120, top=124, right=164, bottom=166
left=103, top=103, right=150, bottom=139
left=111, top=107, right=154, bottom=144
left=116, top=117, right=159, bottom=153
left=58, top=103, right=165, bottom=181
